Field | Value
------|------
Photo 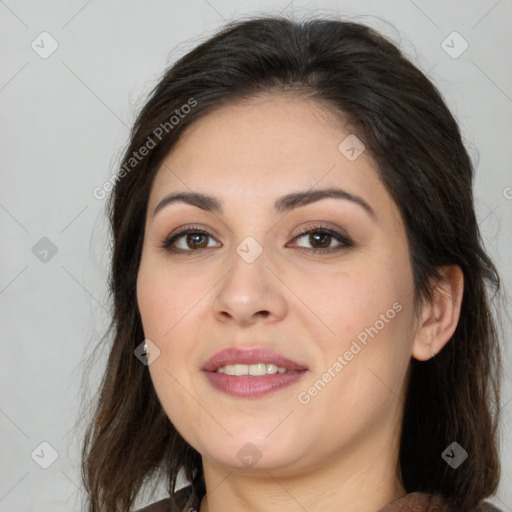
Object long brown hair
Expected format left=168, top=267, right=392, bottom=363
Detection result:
left=81, top=15, right=502, bottom=511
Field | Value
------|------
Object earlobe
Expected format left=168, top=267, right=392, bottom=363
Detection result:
left=411, top=265, right=464, bottom=361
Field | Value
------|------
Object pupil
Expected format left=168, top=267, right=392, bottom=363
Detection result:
left=311, top=233, right=330, bottom=248
left=188, top=233, right=207, bottom=249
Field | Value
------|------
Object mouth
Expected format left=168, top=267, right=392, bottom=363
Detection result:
left=216, top=363, right=290, bottom=375
left=202, top=347, right=308, bottom=398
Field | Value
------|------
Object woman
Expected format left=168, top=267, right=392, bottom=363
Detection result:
left=81, top=16, right=504, bottom=512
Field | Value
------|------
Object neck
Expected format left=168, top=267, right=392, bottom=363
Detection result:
left=199, top=431, right=406, bottom=512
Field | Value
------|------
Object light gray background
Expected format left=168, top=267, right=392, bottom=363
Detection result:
left=0, top=1, right=511, bottom=510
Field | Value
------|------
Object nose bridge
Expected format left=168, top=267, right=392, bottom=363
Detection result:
left=212, top=234, right=286, bottom=323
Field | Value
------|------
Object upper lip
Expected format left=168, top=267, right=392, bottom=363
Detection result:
left=202, top=348, right=308, bottom=372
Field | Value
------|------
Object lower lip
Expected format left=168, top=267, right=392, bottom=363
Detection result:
left=203, top=371, right=307, bottom=398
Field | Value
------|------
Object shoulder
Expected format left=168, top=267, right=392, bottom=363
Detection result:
left=471, top=501, right=503, bottom=512
left=133, top=485, right=196, bottom=512
left=378, top=492, right=504, bottom=511
left=133, top=498, right=172, bottom=512
left=135, top=489, right=503, bottom=512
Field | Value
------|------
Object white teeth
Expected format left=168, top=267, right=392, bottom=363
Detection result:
left=249, top=363, right=267, bottom=376
left=266, top=364, right=278, bottom=374
left=216, top=363, right=288, bottom=375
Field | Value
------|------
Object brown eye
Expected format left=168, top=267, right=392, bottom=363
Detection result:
left=291, top=226, right=354, bottom=254
left=184, top=233, right=209, bottom=249
left=303, top=232, right=333, bottom=249
left=161, top=227, right=220, bottom=252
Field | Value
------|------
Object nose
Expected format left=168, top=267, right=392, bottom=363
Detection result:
left=212, top=246, right=288, bottom=326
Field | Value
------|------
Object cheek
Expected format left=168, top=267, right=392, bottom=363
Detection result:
left=136, top=257, right=202, bottom=339
left=137, top=266, right=195, bottom=392
left=137, top=260, right=165, bottom=336
left=294, top=262, right=408, bottom=343
left=136, top=259, right=204, bottom=408
left=298, top=259, right=414, bottom=397
left=138, top=278, right=201, bottom=439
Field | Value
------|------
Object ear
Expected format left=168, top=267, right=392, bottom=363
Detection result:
left=411, top=265, right=464, bottom=361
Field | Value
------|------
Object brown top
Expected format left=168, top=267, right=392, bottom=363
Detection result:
left=134, top=486, right=503, bottom=512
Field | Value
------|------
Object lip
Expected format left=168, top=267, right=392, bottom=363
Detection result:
left=202, top=348, right=308, bottom=399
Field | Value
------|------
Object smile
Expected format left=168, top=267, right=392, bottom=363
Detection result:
left=216, top=363, right=288, bottom=375
left=202, top=347, right=308, bottom=398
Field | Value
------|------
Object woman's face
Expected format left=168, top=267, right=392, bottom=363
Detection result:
left=137, top=93, right=419, bottom=475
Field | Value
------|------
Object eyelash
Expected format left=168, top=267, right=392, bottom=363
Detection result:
left=159, top=224, right=354, bottom=255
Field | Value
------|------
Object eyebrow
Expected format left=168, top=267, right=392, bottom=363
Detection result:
left=153, top=187, right=376, bottom=219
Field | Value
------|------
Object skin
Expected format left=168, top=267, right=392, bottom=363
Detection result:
left=136, top=93, right=464, bottom=512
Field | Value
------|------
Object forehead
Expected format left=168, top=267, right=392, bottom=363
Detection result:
left=149, top=93, right=394, bottom=221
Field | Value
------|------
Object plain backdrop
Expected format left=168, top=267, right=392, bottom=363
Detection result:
left=0, top=1, right=511, bottom=510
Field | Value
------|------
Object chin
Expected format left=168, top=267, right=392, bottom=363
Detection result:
left=197, top=432, right=309, bottom=473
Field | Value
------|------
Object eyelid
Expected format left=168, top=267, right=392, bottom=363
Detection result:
left=160, top=223, right=354, bottom=253
left=159, top=224, right=217, bottom=250
left=293, top=222, right=348, bottom=238
left=288, top=224, right=354, bottom=252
